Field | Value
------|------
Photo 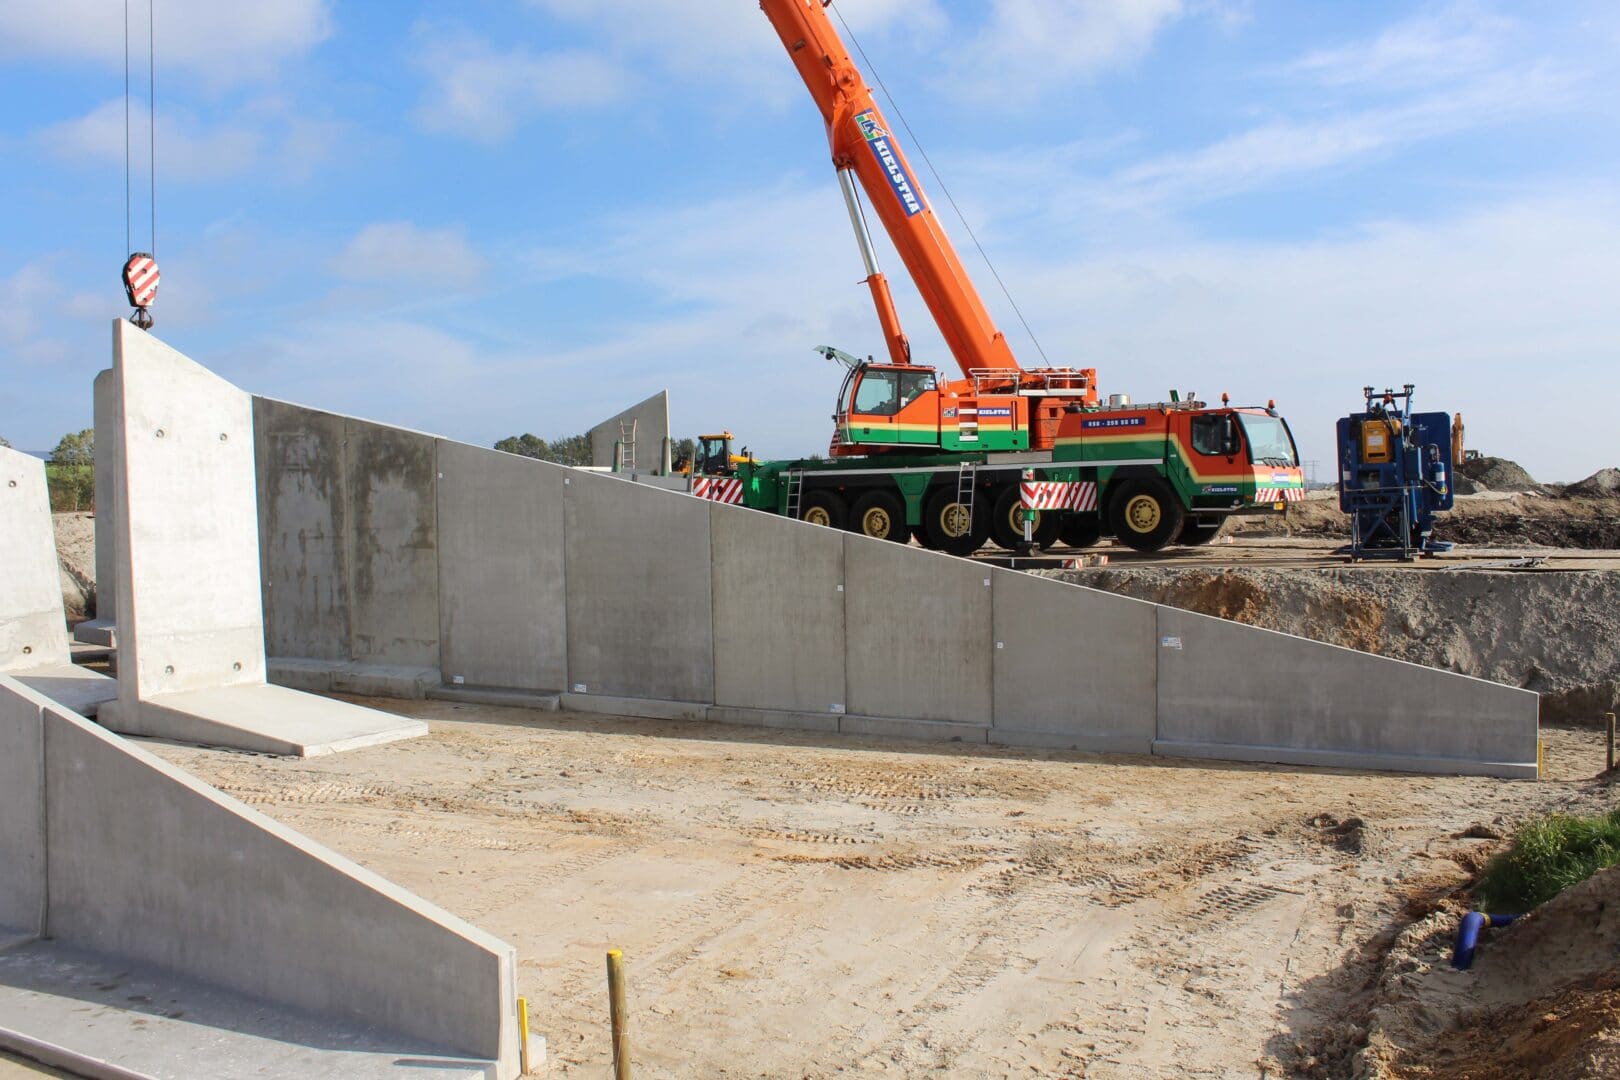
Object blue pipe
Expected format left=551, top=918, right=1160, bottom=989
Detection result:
left=1451, top=912, right=1519, bottom=970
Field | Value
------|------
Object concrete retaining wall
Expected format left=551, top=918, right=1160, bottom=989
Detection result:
left=253, top=400, right=1538, bottom=777
left=0, top=675, right=518, bottom=1072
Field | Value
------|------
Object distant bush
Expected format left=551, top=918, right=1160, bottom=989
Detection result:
left=1477, top=808, right=1620, bottom=912
left=47, top=464, right=95, bottom=511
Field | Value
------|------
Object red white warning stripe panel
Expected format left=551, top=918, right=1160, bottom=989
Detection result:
left=691, top=477, right=743, bottom=504
left=1020, top=481, right=1098, bottom=511
left=1254, top=487, right=1305, bottom=504
left=123, top=254, right=159, bottom=307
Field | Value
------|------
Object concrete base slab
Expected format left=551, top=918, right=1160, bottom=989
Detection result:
left=559, top=692, right=708, bottom=721
left=13, top=666, right=117, bottom=718
left=991, top=728, right=1154, bottom=756
left=268, top=659, right=439, bottom=699
left=707, top=706, right=842, bottom=733
left=427, top=686, right=562, bottom=711
left=99, top=684, right=428, bottom=757
left=1151, top=738, right=1539, bottom=780
left=71, top=620, right=116, bottom=648
left=840, top=714, right=990, bottom=745
left=0, top=941, right=497, bottom=1079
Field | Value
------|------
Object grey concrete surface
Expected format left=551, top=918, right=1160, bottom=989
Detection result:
left=1, top=446, right=118, bottom=717
left=990, top=570, right=1157, bottom=753
left=843, top=535, right=994, bottom=725
left=563, top=470, right=714, bottom=702
left=437, top=441, right=567, bottom=692
left=711, top=503, right=846, bottom=715
left=345, top=419, right=440, bottom=669
left=1154, top=607, right=1540, bottom=778
left=588, top=390, right=669, bottom=471
left=0, top=449, right=73, bottom=677
left=255, top=396, right=351, bottom=661
left=72, top=369, right=119, bottom=648
left=106, top=323, right=425, bottom=756
left=13, top=676, right=516, bottom=1074
left=0, top=684, right=44, bottom=940
left=0, top=941, right=505, bottom=1079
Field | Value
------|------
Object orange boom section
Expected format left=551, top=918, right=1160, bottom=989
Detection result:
left=761, top=0, right=1021, bottom=377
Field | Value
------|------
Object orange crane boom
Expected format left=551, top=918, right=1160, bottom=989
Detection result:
left=761, top=0, right=1022, bottom=376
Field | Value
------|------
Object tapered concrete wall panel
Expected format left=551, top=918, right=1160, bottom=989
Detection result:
left=438, top=441, right=568, bottom=692
left=991, top=570, right=1157, bottom=752
left=255, top=397, right=350, bottom=661
left=711, top=504, right=845, bottom=714
left=588, top=390, right=669, bottom=470
left=564, top=472, right=713, bottom=702
left=0, top=683, right=45, bottom=938
left=844, top=536, right=992, bottom=725
left=1155, top=607, right=1540, bottom=776
left=0, top=449, right=70, bottom=674
left=112, top=323, right=266, bottom=698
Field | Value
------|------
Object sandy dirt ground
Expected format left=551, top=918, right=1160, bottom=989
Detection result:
left=151, top=701, right=1613, bottom=1079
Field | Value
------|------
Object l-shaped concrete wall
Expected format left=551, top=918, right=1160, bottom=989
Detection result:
left=256, top=396, right=1539, bottom=778
left=0, top=675, right=519, bottom=1074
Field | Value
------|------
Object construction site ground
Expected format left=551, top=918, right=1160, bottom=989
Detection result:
left=154, top=701, right=1613, bottom=1079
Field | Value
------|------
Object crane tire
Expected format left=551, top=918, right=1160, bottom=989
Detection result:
left=1107, top=478, right=1186, bottom=553
left=850, top=490, right=909, bottom=542
left=1059, top=514, right=1103, bottom=549
left=800, top=490, right=847, bottom=529
left=923, top=486, right=986, bottom=556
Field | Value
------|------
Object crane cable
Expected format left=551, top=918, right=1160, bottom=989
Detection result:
left=828, top=1, right=1054, bottom=369
left=122, top=0, right=158, bottom=328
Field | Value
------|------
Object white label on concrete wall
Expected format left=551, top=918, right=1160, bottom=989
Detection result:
left=830, top=703, right=845, bottom=714
left=1160, top=636, right=1183, bottom=650
left=572, top=683, right=587, bottom=693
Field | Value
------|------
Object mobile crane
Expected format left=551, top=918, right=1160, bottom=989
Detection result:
left=688, top=0, right=1304, bottom=554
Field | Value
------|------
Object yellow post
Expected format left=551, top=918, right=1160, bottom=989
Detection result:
left=607, top=949, right=631, bottom=1080
left=517, top=996, right=532, bottom=1075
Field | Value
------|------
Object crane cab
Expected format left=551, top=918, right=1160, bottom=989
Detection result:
left=833, top=362, right=1033, bottom=455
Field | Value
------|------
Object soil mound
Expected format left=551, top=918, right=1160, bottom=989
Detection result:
left=1459, top=456, right=1540, bottom=492
left=51, top=511, right=96, bottom=623
left=1567, top=468, right=1620, bottom=497
left=1356, top=865, right=1620, bottom=1079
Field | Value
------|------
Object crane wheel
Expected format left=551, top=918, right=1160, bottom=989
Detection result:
left=800, top=490, right=847, bottom=529
left=850, top=490, right=908, bottom=542
left=923, top=487, right=986, bottom=556
left=1059, top=514, right=1103, bottom=549
left=1107, top=479, right=1185, bottom=553
left=989, top=486, right=1061, bottom=551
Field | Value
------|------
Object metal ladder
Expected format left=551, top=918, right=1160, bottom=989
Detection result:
left=955, top=462, right=978, bottom=523
left=618, top=418, right=638, bottom=471
left=785, top=469, right=805, bottom=520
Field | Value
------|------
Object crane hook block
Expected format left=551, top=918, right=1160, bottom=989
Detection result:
left=122, top=252, right=159, bottom=329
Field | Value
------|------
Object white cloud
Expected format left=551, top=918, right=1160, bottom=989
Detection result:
left=942, top=0, right=1187, bottom=101
left=36, top=99, right=261, bottom=182
left=1283, top=3, right=1514, bottom=89
left=526, top=0, right=943, bottom=99
left=412, top=28, right=628, bottom=141
left=332, top=223, right=487, bottom=290
left=0, top=0, right=330, bottom=86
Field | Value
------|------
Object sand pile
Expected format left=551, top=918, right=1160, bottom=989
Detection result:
left=1567, top=467, right=1620, bottom=497
left=1044, top=566, right=1620, bottom=721
left=51, top=511, right=96, bottom=623
left=1356, top=864, right=1620, bottom=1079
left=1459, top=455, right=1540, bottom=492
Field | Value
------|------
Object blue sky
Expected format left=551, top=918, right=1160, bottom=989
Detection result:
left=2, top=0, right=1618, bottom=481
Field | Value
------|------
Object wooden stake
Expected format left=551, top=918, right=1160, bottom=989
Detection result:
left=1607, top=712, right=1615, bottom=773
left=607, top=949, right=631, bottom=1080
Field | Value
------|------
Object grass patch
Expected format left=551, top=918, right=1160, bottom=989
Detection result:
left=1476, top=808, right=1620, bottom=912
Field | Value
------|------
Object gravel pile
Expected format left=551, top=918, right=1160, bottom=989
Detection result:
left=1566, top=467, right=1620, bottom=497
left=1458, top=455, right=1540, bottom=492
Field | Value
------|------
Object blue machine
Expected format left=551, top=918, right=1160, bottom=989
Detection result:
left=1336, top=384, right=1454, bottom=560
